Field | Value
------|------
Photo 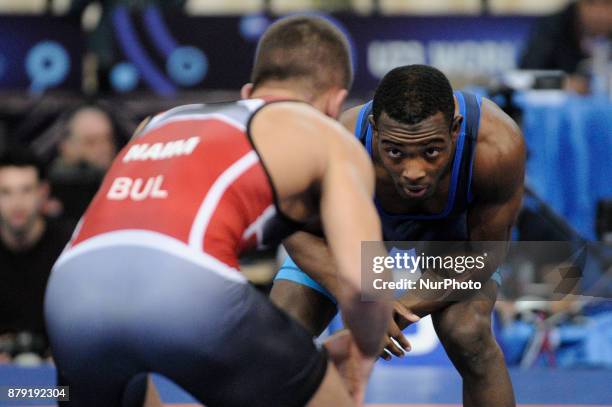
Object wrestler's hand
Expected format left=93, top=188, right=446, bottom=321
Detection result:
left=380, top=302, right=419, bottom=360
left=324, top=329, right=376, bottom=405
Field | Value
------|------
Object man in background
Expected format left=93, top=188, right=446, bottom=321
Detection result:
left=520, top=0, right=612, bottom=93
left=0, top=147, right=73, bottom=361
left=48, top=105, right=117, bottom=221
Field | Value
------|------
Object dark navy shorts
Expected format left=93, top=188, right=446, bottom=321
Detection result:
left=45, top=237, right=327, bottom=407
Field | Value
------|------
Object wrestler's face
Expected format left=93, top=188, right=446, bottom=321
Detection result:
left=372, top=111, right=461, bottom=201
left=0, top=166, right=46, bottom=236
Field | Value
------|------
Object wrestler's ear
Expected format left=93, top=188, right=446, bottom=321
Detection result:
left=450, top=114, right=463, bottom=141
left=326, top=88, right=348, bottom=119
left=368, top=114, right=377, bottom=133
left=240, top=83, right=254, bottom=99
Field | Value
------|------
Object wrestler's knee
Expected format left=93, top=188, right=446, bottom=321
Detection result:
left=440, top=311, right=499, bottom=378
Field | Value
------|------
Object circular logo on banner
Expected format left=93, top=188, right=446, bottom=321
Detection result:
left=25, top=40, right=70, bottom=92
left=239, top=14, right=270, bottom=42
left=111, top=62, right=139, bottom=93
left=167, top=46, right=208, bottom=87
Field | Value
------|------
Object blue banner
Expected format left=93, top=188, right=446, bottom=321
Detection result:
left=0, top=13, right=536, bottom=95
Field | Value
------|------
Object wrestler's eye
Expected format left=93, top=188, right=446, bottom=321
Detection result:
left=424, top=148, right=441, bottom=159
left=386, top=148, right=403, bottom=159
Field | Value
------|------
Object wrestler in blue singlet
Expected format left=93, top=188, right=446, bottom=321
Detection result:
left=275, top=91, right=501, bottom=302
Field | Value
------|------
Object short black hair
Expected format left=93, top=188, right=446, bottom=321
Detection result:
left=372, top=65, right=454, bottom=127
left=251, top=16, right=353, bottom=93
left=0, top=147, right=46, bottom=181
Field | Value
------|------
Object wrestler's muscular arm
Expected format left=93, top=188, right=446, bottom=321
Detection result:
left=280, top=104, right=364, bottom=301
left=466, top=99, right=525, bottom=246
left=250, top=102, right=392, bottom=357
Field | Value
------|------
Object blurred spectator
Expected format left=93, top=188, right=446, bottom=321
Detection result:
left=0, top=147, right=73, bottom=361
left=48, top=104, right=117, bottom=221
left=55, top=105, right=116, bottom=169
left=519, top=0, right=612, bottom=93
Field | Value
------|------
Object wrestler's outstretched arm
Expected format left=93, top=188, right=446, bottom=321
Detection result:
left=250, top=101, right=392, bottom=374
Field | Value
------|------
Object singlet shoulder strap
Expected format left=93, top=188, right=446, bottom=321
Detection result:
left=355, top=101, right=373, bottom=144
left=455, top=91, right=483, bottom=203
